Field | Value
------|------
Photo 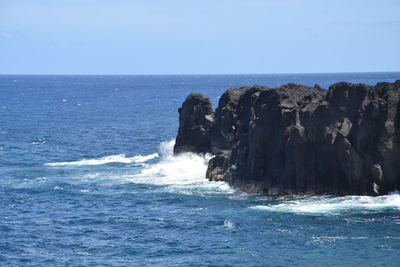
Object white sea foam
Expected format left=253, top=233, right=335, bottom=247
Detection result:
left=223, top=220, right=236, bottom=229
left=32, top=139, right=46, bottom=145
left=43, top=139, right=233, bottom=195
left=45, top=153, right=159, bottom=166
left=250, top=193, right=400, bottom=215
left=125, top=140, right=234, bottom=195
left=35, top=176, right=47, bottom=182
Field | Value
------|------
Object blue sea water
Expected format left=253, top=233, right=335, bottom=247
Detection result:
left=1, top=73, right=400, bottom=266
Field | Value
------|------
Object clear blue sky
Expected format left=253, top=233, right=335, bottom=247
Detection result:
left=1, top=0, right=399, bottom=74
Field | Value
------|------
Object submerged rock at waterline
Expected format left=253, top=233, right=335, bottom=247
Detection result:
left=174, top=80, right=400, bottom=196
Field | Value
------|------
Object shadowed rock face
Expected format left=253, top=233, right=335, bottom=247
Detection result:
left=174, top=81, right=400, bottom=195
left=173, top=93, right=214, bottom=155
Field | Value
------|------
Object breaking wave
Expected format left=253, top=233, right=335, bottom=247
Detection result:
left=250, top=193, right=400, bottom=215
left=43, top=139, right=234, bottom=195
left=45, top=153, right=159, bottom=166
left=125, top=140, right=234, bottom=195
left=43, top=139, right=400, bottom=213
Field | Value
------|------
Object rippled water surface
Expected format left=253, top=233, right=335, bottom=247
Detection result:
left=1, top=74, right=400, bottom=266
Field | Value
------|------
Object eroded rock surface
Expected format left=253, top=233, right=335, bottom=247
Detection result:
left=174, top=81, right=400, bottom=195
left=173, top=93, right=214, bottom=155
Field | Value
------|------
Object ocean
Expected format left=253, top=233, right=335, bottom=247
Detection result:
left=1, top=73, right=400, bottom=266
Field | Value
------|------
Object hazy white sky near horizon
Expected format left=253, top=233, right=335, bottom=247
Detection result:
left=1, top=0, right=399, bottom=74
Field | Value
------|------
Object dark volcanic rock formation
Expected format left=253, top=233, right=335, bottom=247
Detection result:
left=174, top=93, right=214, bottom=155
left=174, top=81, right=400, bottom=195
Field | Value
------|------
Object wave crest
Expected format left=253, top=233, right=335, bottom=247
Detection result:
left=250, top=193, right=400, bottom=215
left=45, top=153, right=159, bottom=166
left=126, top=140, right=234, bottom=194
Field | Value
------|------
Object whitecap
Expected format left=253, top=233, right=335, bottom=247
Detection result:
left=43, top=140, right=233, bottom=196
left=45, top=153, right=159, bottom=167
left=32, top=139, right=46, bottom=145
left=223, top=220, right=236, bottom=229
left=124, top=140, right=235, bottom=195
left=249, top=193, right=400, bottom=215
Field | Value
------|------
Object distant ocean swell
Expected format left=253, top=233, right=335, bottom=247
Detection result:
left=45, top=140, right=400, bottom=215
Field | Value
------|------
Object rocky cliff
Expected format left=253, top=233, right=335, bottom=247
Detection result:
left=174, top=81, right=400, bottom=195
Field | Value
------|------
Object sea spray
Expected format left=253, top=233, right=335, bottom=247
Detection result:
left=127, top=140, right=234, bottom=195
left=44, top=140, right=234, bottom=195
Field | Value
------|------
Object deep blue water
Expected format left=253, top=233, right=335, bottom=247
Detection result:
left=1, top=73, right=400, bottom=266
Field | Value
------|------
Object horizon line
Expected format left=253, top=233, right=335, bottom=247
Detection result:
left=1, top=71, right=400, bottom=76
